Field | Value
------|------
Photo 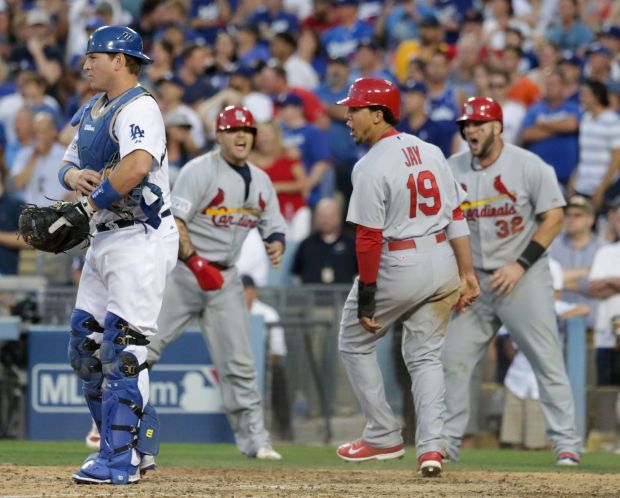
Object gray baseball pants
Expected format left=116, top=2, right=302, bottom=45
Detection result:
left=442, top=257, right=582, bottom=459
left=339, top=237, right=460, bottom=457
left=148, top=263, right=270, bottom=456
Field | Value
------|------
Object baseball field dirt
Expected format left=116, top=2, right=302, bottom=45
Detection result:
left=2, top=465, right=620, bottom=497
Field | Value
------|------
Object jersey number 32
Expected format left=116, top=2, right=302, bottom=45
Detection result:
left=407, top=171, right=441, bottom=218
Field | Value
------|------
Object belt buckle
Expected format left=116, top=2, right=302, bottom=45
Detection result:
left=104, top=220, right=118, bottom=231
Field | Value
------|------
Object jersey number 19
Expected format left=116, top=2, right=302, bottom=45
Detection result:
left=407, top=171, right=441, bottom=218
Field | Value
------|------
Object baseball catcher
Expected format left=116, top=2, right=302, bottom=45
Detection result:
left=18, top=197, right=94, bottom=254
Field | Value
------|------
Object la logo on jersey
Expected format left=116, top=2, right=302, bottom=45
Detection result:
left=130, top=123, right=145, bottom=141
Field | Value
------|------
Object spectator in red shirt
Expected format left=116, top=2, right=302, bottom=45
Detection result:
left=301, top=0, right=339, bottom=34
left=250, top=120, right=311, bottom=242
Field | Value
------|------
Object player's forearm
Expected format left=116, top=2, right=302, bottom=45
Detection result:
left=449, top=235, right=475, bottom=277
left=356, top=225, right=382, bottom=284
left=175, top=217, right=196, bottom=261
left=531, top=207, right=564, bottom=248
left=106, top=150, right=152, bottom=195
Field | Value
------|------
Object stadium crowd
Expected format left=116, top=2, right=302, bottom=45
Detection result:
left=0, top=0, right=620, bottom=448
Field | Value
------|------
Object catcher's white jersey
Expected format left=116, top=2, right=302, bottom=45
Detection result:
left=346, top=132, right=466, bottom=238
left=63, top=93, right=171, bottom=225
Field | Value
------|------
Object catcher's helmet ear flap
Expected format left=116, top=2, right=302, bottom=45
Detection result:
left=86, top=26, right=153, bottom=64
left=456, top=97, right=503, bottom=138
left=337, top=77, right=401, bottom=122
left=216, top=105, right=257, bottom=134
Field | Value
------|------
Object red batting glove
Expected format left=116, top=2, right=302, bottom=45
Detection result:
left=185, top=253, right=224, bottom=291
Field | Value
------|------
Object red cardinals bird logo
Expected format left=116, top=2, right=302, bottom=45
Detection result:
left=207, top=188, right=225, bottom=208
left=258, top=193, right=266, bottom=211
left=493, top=175, right=516, bottom=202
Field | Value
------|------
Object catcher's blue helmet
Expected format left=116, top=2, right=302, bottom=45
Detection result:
left=86, top=26, right=153, bottom=64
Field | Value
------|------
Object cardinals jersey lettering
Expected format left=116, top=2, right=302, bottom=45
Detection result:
left=449, top=143, right=565, bottom=270
left=171, top=150, right=286, bottom=266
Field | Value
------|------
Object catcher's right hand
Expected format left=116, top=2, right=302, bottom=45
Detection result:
left=18, top=199, right=93, bottom=254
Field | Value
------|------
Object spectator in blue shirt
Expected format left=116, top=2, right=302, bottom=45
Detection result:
left=545, top=0, right=593, bottom=52
left=558, top=51, right=583, bottom=105
left=520, top=69, right=580, bottom=186
left=315, top=57, right=351, bottom=118
left=179, top=43, right=218, bottom=104
left=348, top=38, right=396, bottom=84
left=251, top=0, right=300, bottom=39
left=425, top=49, right=461, bottom=148
left=315, top=57, right=360, bottom=211
left=5, top=107, right=33, bottom=173
left=397, top=81, right=448, bottom=157
left=189, top=0, right=233, bottom=45
left=277, top=93, right=332, bottom=208
left=374, top=0, right=436, bottom=49
left=0, top=163, right=27, bottom=275
left=236, top=22, right=271, bottom=68
left=321, top=0, right=373, bottom=60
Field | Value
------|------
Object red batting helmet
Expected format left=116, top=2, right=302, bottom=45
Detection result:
left=216, top=105, right=256, bottom=134
left=457, top=97, right=503, bottom=128
left=337, top=77, right=401, bottom=121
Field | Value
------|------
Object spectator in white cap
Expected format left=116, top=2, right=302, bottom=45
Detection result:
left=8, top=8, right=63, bottom=85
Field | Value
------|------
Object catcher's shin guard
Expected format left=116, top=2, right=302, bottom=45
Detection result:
left=69, top=309, right=104, bottom=430
left=92, top=313, right=150, bottom=484
left=137, top=402, right=160, bottom=456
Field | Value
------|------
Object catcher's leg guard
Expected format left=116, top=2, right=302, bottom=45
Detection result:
left=68, top=309, right=104, bottom=430
left=137, top=402, right=160, bottom=457
left=73, top=313, right=149, bottom=485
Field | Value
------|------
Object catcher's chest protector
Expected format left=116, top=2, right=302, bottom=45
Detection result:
left=73, top=86, right=149, bottom=173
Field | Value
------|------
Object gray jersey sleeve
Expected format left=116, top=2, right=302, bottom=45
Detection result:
left=526, top=160, right=566, bottom=214
left=346, top=169, right=386, bottom=229
left=251, top=166, right=287, bottom=240
left=170, top=157, right=214, bottom=223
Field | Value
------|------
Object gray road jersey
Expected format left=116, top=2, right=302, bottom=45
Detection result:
left=449, top=143, right=565, bottom=270
left=171, top=150, right=286, bottom=266
left=346, top=133, right=466, bottom=239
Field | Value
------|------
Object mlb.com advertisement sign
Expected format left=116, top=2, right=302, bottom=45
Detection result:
left=28, top=321, right=265, bottom=442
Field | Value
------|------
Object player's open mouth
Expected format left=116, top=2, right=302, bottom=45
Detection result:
left=469, top=138, right=479, bottom=146
left=234, top=142, right=247, bottom=150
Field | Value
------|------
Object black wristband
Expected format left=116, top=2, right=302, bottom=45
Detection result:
left=516, top=240, right=546, bottom=271
left=358, top=281, right=377, bottom=319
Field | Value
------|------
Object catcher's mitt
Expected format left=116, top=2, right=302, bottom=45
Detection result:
left=18, top=201, right=91, bottom=254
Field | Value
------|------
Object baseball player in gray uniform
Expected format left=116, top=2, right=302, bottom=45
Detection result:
left=335, top=77, right=480, bottom=477
left=147, top=106, right=286, bottom=460
left=442, top=97, right=582, bottom=465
